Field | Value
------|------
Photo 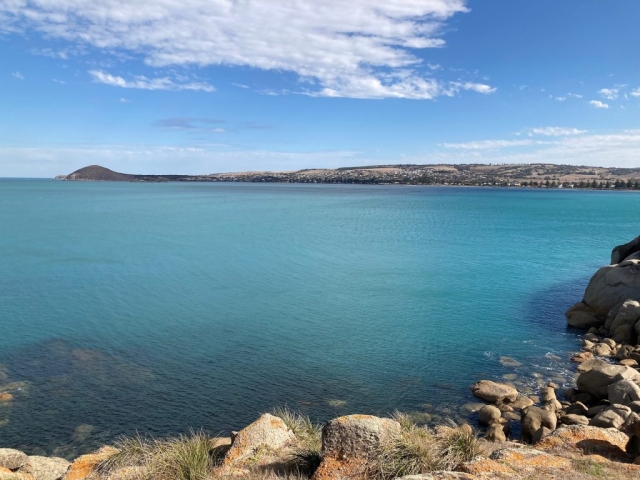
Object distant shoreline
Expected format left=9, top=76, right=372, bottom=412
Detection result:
left=55, top=163, right=640, bottom=191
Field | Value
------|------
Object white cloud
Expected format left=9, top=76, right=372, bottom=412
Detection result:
left=11, top=71, right=24, bottom=80
left=0, top=1, right=495, bottom=99
left=527, top=127, right=587, bottom=137
left=89, top=70, right=215, bottom=92
left=554, top=96, right=566, bottom=102
left=430, top=130, right=640, bottom=167
left=567, top=93, right=583, bottom=99
left=589, top=100, right=609, bottom=109
left=119, top=98, right=130, bottom=103
left=631, top=88, right=640, bottom=98
left=442, top=139, right=537, bottom=150
left=598, top=88, right=618, bottom=100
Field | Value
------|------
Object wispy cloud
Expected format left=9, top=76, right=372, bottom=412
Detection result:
left=153, top=118, right=225, bottom=130
left=119, top=98, right=130, bottom=103
left=442, top=139, right=537, bottom=150
left=0, top=1, right=495, bottom=100
left=89, top=70, right=215, bottom=92
left=527, top=127, right=587, bottom=136
left=11, top=71, right=24, bottom=80
left=567, top=93, right=583, bottom=99
left=432, top=130, right=640, bottom=167
left=589, top=100, right=609, bottom=109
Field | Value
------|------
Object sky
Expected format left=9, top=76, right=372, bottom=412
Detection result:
left=1, top=0, right=640, bottom=177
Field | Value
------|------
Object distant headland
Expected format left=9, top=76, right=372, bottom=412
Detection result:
left=57, top=164, right=640, bottom=189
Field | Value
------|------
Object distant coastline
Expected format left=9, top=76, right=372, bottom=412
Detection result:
left=58, top=164, right=640, bottom=190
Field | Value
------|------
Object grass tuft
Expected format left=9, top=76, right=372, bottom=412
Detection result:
left=97, top=430, right=219, bottom=480
left=370, top=414, right=481, bottom=480
left=271, top=406, right=322, bottom=476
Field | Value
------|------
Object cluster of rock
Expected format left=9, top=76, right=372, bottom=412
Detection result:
left=3, top=413, right=640, bottom=479
left=0, top=449, right=70, bottom=480
left=464, top=234, right=640, bottom=464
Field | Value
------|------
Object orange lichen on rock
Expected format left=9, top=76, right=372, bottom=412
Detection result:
left=535, top=425, right=629, bottom=457
left=457, top=457, right=516, bottom=476
left=0, top=393, right=13, bottom=402
left=491, top=448, right=572, bottom=471
left=64, top=446, right=119, bottom=480
left=311, top=456, right=367, bottom=480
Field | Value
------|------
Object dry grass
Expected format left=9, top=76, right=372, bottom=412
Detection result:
left=271, top=406, right=322, bottom=476
left=98, top=430, right=218, bottom=480
left=370, top=412, right=481, bottom=480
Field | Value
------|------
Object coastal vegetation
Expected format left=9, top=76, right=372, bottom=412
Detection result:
left=59, top=164, right=640, bottom=189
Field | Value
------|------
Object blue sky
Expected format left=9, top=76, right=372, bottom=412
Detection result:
left=1, top=0, right=639, bottom=177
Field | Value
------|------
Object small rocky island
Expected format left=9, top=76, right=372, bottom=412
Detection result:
left=2, top=236, right=640, bottom=479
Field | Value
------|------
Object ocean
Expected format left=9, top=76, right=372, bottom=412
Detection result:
left=1, top=180, right=638, bottom=458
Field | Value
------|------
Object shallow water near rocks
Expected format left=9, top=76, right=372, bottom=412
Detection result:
left=1, top=180, right=639, bottom=458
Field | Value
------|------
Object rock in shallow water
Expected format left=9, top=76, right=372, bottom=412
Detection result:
left=477, top=405, right=501, bottom=426
left=470, top=381, right=518, bottom=404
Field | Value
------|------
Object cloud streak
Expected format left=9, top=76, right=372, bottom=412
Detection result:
left=89, top=70, right=215, bottom=92
left=589, top=100, right=609, bottom=109
left=1, top=0, right=495, bottom=99
left=527, top=127, right=587, bottom=137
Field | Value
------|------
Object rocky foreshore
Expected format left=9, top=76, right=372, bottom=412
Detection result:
left=3, top=236, right=640, bottom=479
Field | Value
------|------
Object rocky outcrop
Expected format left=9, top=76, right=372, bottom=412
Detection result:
left=575, top=359, right=640, bottom=398
left=520, top=406, right=557, bottom=444
left=536, top=424, right=630, bottom=457
left=63, top=446, right=118, bottom=480
left=220, top=413, right=296, bottom=471
left=612, top=234, right=640, bottom=265
left=579, top=260, right=640, bottom=318
left=0, top=449, right=28, bottom=471
left=20, top=456, right=70, bottom=480
left=312, top=415, right=400, bottom=480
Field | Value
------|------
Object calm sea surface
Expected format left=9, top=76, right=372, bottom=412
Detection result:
left=1, top=180, right=639, bottom=457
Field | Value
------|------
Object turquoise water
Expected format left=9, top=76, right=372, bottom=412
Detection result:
left=1, top=180, right=639, bottom=457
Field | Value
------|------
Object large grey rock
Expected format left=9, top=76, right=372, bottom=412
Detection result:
left=477, top=405, right=501, bottom=425
left=470, top=380, right=518, bottom=404
left=512, top=396, right=534, bottom=410
left=590, top=404, right=632, bottom=429
left=582, top=260, right=640, bottom=317
left=612, top=324, right=635, bottom=345
left=320, top=414, right=400, bottom=459
left=576, top=359, right=640, bottom=398
left=221, top=413, right=295, bottom=468
left=0, top=448, right=27, bottom=470
left=566, top=302, right=603, bottom=329
left=314, top=415, right=401, bottom=480
left=560, top=414, right=589, bottom=426
left=521, top=406, right=557, bottom=443
left=20, top=456, right=70, bottom=480
left=610, top=300, right=640, bottom=333
left=612, top=235, right=640, bottom=264
left=608, top=379, right=640, bottom=405
left=484, top=423, right=507, bottom=442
